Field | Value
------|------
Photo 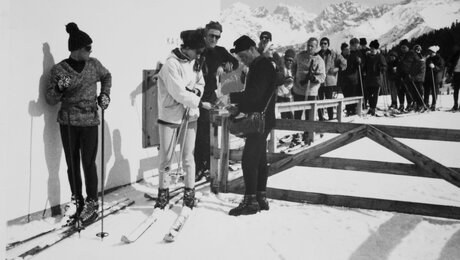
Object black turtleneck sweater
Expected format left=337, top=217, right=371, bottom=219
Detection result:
left=65, top=56, right=86, bottom=73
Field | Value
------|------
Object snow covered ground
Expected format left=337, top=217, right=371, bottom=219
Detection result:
left=5, top=93, right=460, bottom=260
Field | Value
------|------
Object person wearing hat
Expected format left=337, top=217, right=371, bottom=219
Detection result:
left=447, top=43, right=460, bottom=111
left=363, top=40, right=387, bottom=116
left=46, top=22, right=112, bottom=225
left=386, top=51, right=401, bottom=109
left=316, top=37, right=347, bottom=121
left=258, top=31, right=283, bottom=73
left=226, top=35, right=277, bottom=216
left=155, top=29, right=212, bottom=210
left=341, top=37, right=364, bottom=116
left=194, top=21, right=239, bottom=182
left=337, top=42, right=350, bottom=98
left=276, top=48, right=296, bottom=120
left=424, top=45, right=445, bottom=110
left=405, top=44, right=427, bottom=112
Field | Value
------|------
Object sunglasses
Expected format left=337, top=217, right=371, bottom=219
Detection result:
left=84, top=45, right=92, bottom=52
left=208, top=34, right=221, bottom=40
left=285, top=58, right=294, bottom=62
left=260, top=36, right=270, bottom=41
left=320, top=42, right=328, bottom=45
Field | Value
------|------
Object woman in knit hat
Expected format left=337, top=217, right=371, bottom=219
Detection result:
left=46, top=22, right=112, bottom=225
left=155, top=28, right=212, bottom=211
left=424, top=45, right=445, bottom=110
left=363, top=40, right=387, bottom=116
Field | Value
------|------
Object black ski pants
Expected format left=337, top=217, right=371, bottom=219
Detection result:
left=242, top=130, right=269, bottom=195
left=60, top=124, right=98, bottom=201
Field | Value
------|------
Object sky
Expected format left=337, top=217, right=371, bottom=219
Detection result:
left=221, top=0, right=404, bottom=14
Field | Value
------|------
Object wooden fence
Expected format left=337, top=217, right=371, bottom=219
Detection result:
left=209, top=98, right=460, bottom=220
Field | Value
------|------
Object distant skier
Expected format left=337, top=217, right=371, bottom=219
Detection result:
left=155, top=29, right=212, bottom=210
left=290, top=37, right=325, bottom=146
left=227, top=35, right=277, bottom=216
left=424, top=45, right=445, bottom=111
left=363, top=40, right=387, bottom=116
left=46, top=22, right=112, bottom=225
left=316, top=37, right=347, bottom=120
left=446, top=43, right=460, bottom=111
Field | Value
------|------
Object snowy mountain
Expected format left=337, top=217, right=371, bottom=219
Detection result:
left=220, top=0, right=460, bottom=50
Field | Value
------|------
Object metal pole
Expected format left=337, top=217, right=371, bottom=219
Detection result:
left=96, top=109, right=108, bottom=239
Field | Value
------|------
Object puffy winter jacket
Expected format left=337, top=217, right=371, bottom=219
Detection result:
left=292, top=51, right=325, bottom=96
left=157, top=48, right=204, bottom=125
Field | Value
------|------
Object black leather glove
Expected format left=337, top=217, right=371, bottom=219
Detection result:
left=98, top=93, right=110, bottom=110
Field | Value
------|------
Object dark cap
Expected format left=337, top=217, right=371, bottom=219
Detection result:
left=259, top=31, right=272, bottom=41
left=341, top=42, right=349, bottom=50
left=205, top=21, right=222, bottom=32
left=399, top=39, right=410, bottom=47
left=284, top=49, right=296, bottom=60
left=180, top=29, right=206, bottom=50
left=359, top=37, right=367, bottom=45
left=369, top=39, right=379, bottom=49
left=66, top=22, right=93, bottom=51
left=230, top=35, right=256, bottom=54
left=350, top=38, right=359, bottom=45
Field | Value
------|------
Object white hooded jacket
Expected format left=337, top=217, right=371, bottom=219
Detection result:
left=157, top=49, right=205, bottom=125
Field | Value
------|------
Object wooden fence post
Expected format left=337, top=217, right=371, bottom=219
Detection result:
left=219, top=116, right=230, bottom=193
left=209, top=110, right=220, bottom=193
left=337, top=101, right=343, bottom=122
left=308, top=103, right=318, bottom=143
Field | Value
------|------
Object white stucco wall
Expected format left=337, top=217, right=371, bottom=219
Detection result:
left=1, top=0, right=220, bottom=221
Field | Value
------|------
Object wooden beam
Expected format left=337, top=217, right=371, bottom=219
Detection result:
left=265, top=187, right=460, bottom=220
left=227, top=149, right=289, bottom=163
left=302, top=157, right=443, bottom=179
left=268, top=125, right=367, bottom=176
left=273, top=120, right=460, bottom=142
left=366, top=125, right=460, bottom=188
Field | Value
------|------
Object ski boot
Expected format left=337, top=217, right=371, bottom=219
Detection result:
left=229, top=195, right=260, bottom=216
left=257, top=191, right=269, bottom=211
left=183, top=187, right=196, bottom=209
left=154, top=188, right=169, bottom=209
left=79, top=198, right=99, bottom=226
left=62, top=195, right=84, bottom=227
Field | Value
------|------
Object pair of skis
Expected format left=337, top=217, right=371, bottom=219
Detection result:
left=121, top=179, right=207, bottom=243
left=6, top=197, right=133, bottom=259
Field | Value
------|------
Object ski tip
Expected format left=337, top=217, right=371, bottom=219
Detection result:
left=120, top=235, right=132, bottom=244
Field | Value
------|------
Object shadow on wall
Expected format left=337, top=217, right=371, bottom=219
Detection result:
left=97, top=111, right=112, bottom=191
left=28, top=43, right=62, bottom=217
left=106, top=129, right=130, bottom=189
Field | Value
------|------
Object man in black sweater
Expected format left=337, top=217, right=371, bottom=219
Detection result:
left=227, top=35, right=276, bottom=216
left=194, top=21, right=239, bottom=181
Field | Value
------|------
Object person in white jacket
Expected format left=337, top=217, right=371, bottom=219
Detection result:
left=155, top=29, right=211, bottom=210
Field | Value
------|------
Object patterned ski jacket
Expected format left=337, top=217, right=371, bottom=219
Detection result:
left=46, top=57, right=112, bottom=127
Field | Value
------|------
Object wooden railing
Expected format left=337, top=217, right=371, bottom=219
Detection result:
left=209, top=100, right=460, bottom=220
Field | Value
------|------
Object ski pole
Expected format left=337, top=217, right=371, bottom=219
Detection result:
left=97, top=108, right=108, bottom=239
left=358, top=65, right=365, bottom=107
left=431, top=67, right=437, bottom=110
left=410, top=80, right=428, bottom=110
left=176, top=108, right=190, bottom=179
